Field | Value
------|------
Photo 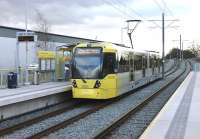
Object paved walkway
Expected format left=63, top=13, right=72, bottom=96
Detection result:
left=140, top=70, right=200, bottom=139
left=0, top=81, right=71, bottom=107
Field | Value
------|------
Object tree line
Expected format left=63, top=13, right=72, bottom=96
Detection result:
left=166, top=41, right=200, bottom=59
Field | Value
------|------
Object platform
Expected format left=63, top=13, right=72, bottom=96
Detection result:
left=140, top=70, right=200, bottom=139
left=0, top=81, right=71, bottom=107
left=0, top=81, right=72, bottom=120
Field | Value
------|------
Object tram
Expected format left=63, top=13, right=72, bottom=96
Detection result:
left=71, top=42, right=160, bottom=99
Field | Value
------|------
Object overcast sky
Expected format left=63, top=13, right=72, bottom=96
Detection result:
left=0, top=0, right=199, bottom=54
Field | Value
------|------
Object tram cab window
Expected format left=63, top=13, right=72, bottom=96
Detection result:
left=103, top=53, right=116, bottom=76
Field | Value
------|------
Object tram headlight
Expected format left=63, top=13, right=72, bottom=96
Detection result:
left=72, top=80, right=77, bottom=88
left=94, top=80, right=101, bottom=88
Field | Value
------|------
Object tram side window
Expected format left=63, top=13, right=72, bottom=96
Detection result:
left=153, top=56, right=157, bottom=67
left=158, top=59, right=160, bottom=67
left=134, top=55, right=142, bottom=70
left=103, top=53, right=116, bottom=76
left=143, top=56, right=147, bottom=68
left=157, top=58, right=161, bottom=67
left=118, top=52, right=129, bottom=72
left=150, top=56, right=154, bottom=68
left=154, top=58, right=158, bottom=67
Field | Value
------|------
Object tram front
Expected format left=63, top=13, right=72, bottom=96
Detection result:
left=71, top=44, right=117, bottom=99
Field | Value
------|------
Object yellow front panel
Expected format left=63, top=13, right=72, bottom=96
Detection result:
left=101, top=74, right=117, bottom=89
left=73, top=88, right=116, bottom=99
left=72, top=74, right=118, bottom=99
left=75, top=80, right=96, bottom=88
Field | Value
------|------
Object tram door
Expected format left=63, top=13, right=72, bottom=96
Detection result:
left=142, top=56, right=145, bottom=77
left=152, top=56, right=156, bottom=75
left=129, top=52, right=134, bottom=81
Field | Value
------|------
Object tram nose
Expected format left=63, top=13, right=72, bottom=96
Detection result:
left=72, top=80, right=101, bottom=89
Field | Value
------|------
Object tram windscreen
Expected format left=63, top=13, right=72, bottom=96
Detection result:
left=72, top=48, right=102, bottom=79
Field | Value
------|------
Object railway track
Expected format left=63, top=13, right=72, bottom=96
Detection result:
left=0, top=60, right=180, bottom=138
left=164, top=60, right=177, bottom=74
left=0, top=101, right=87, bottom=134
left=165, top=61, right=179, bottom=77
left=27, top=62, right=183, bottom=139
left=92, top=61, right=190, bottom=139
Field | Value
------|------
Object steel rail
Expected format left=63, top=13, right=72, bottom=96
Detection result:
left=165, top=61, right=179, bottom=77
left=26, top=61, right=182, bottom=139
left=0, top=61, right=178, bottom=138
left=0, top=101, right=82, bottom=136
left=26, top=101, right=111, bottom=139
left=164, top=60, right=177, bottom=74
left=93, top=61, right=190, bottom=139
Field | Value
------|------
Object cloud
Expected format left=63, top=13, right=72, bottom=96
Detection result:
left=0, top=0, right=120, bottom=25
left=0, top=0, right=198, bottom=54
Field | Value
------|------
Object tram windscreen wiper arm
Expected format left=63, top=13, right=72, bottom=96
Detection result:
left=77, top=70, right=87, bottom=83
left=74, top=61, right=87, bottom=83
left=81, top=78, right=87, bottom=83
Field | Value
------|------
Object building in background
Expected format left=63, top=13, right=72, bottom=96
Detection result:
left=0, top=26, right=98, bottom=68
left=0, top=26, right=97, bottom=88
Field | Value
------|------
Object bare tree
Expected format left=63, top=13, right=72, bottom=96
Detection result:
left=189, top=41, right=200, bottom=57
left=33, top=9, right=51, bottom=50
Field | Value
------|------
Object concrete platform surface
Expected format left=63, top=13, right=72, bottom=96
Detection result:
left=0, top=81, right=71, bottom=107
left=140, top=71, right=200, bottom=139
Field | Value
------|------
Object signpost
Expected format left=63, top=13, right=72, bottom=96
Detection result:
left=16, top=32, right=37, bottom=85
left=16, top=32, right=37, bottom=42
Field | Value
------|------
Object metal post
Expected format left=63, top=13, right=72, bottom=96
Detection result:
left=177, top=45, right=179, bottom=61
left=147, top=52, right=150, bottom=69
left=182, top=42, right=184, bottom=59
left=162, top=13, right=165, bottom=79
left=16, top=41, right=20, bottom=85
left=179, top=34, right=182, bottom=60
left=0, top=72, right=3, bottom=88
left=24, top=0, right=30, bottom=85
left=25, top=41, right=30, bottom=85
left=25, top=0, right=28, bottom=33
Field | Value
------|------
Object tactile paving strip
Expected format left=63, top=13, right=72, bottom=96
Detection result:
left=164, top=73, right=196, bottom=139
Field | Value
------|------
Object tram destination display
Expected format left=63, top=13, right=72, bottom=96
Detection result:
left=75, top=48, right=102, bottom=55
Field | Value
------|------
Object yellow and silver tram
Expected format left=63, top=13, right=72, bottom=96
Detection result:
left=71, top=42, right=160, bottom=99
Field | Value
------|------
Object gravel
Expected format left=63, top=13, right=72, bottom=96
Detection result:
left=1, top=103, right=95, bottom=139
left=0, top=59, right=176, bottom=139
left=46, top=61, right=185, bottom=139
left=0, top=96, right=74, bottom=130
left=108, top=62, right=190, bottom=139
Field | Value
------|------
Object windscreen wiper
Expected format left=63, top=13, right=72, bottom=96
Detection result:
left=77, top=68, right=87, bottom=83
left=74, top=61, right=87, bottom=83
left=81, top=78, right=87, bottom=83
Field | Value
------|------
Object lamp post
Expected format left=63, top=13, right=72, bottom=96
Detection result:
left=162, top=13, right=165, bottom=79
